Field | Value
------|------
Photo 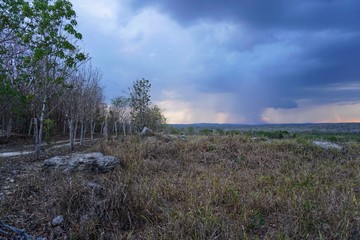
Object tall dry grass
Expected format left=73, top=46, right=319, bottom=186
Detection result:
left=1, top=135, right=359, bottom=239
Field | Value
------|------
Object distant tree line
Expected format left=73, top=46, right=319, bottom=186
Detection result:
left=0, top=0, right=166, bottom=158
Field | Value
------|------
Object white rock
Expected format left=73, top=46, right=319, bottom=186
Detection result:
left=140, top=127, right=154, bottom=137
left=312, top=141, right=343, bottom=150
left=52, top=215, right=64, bottom=226
left=6, top=178, right=15, bottom=183
left=43, top=152, right=120, bottom=173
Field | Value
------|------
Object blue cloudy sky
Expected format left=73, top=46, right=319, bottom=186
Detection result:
left=71, top=0, right=360, bottom=124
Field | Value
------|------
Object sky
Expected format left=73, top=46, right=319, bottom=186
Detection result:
left=70, top=0, right=360, bottom=124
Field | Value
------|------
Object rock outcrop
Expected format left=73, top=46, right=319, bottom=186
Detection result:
left=312, top=141, right=343, bottom=150
left=140, top=127, right=154, bottom=137
left=43, top=152, right=120, bottom=173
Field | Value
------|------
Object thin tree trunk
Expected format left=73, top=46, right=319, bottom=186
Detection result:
left=68, top=119, right=75, bottom=152
left=114, top=121, right=118, bottom=137
left=35, top=97, right=47, bottom=159
left=34, top=118, right=40, bottom=159
left=100, top=122, right=104, bottom=135
left=1, top=115, right=4, bottom=132
left=123, top=121, right=126, bottom=136
left=63, top=120, right=66, bottom=134
left=103, top=120, right=108, bottom=141
left=80, top=120, right=84, bottom=146
left=73, top=120, right=78, bottom=144
left=90, top=121, right=95, bottom=140
left=6, top=117, right=12, bottom=138
left=84, top=123, right=87, bottom=139
left=28, top=118, right=33, bottom=136
left=38, top=104, right=46, bottom=147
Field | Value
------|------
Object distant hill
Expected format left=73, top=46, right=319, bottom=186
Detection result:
left=169, top=123, right=250, bottom=129
left=168, top=122, right=360, bottom=133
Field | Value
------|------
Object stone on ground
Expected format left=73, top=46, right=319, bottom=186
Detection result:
left=43, top=152, right=120, bottom=173
left=140, top=127, right=154, bottom=137
left=312, top=141, right=343, bottom=150
left=52, top=215, right=64, bottom=226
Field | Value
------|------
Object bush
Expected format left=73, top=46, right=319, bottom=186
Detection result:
left=199, top=129, right=213, bottom=135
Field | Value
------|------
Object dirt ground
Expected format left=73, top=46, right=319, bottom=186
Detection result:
left=0, top=135, right=99, bottom=205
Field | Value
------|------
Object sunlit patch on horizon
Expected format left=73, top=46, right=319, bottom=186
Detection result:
left=156, top=98, right=234, bottom=124
left=262, top=102, right=360, bottom=123
left=156, top=99, right=193, bottom=123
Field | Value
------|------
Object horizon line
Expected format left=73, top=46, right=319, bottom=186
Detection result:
left=168, top=121, right=360, bottom=125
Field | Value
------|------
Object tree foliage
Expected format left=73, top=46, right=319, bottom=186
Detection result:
left=0, top=0, right=88, bottom=157
left=130, top=78, right=166, bottom=131
left=148, top=105, right=166, bottom=131
left=130, top=78, right=151, bottom=131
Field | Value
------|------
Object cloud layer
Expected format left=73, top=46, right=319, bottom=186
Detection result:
left=71, top=0, right=360, bottom=123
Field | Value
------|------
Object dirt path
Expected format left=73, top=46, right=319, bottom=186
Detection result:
left=0, top=138, right=99, bottom=157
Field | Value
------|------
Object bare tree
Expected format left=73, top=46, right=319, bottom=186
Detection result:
left=101, top=104, right=110, bottom=141
left=111, top=96, right=130, bottom=137
left=62, top=72, right=80, bottom=151
left=62, top=62, right=103, bottom=151
left=77, top=64, right=103, bottom=145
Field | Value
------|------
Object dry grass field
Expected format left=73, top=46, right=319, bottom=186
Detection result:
left=1, top=134, right=360, bottom=239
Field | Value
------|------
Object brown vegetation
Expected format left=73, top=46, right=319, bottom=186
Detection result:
left=1, top=135, right=359, bottom=239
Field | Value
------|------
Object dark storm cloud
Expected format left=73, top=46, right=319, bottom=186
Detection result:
left=131, top=0, right=360, bottom=31
left=71, top=0, right=360, bottom=123
left=129, top=0, right=360, bottom=122
left=281, top=32, right=360, bottom=100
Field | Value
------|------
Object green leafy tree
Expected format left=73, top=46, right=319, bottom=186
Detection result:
left=215, top=128, right=224, bottom=135
left=187, top=126, right=194, bottom=135
left=130, top=78, right=151, bottom=131
left=0, top=0, right=33, bottom=135
left=148, top=105, right=166, bottom=131
left=129, top=78, right=167, bottom=132
left=1, top=0, right=87, bottom=158
left=200, top=129, right=213, bottom=136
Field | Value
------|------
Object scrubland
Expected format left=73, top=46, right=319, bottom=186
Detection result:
left=1, top=134, right=359, bottom=239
